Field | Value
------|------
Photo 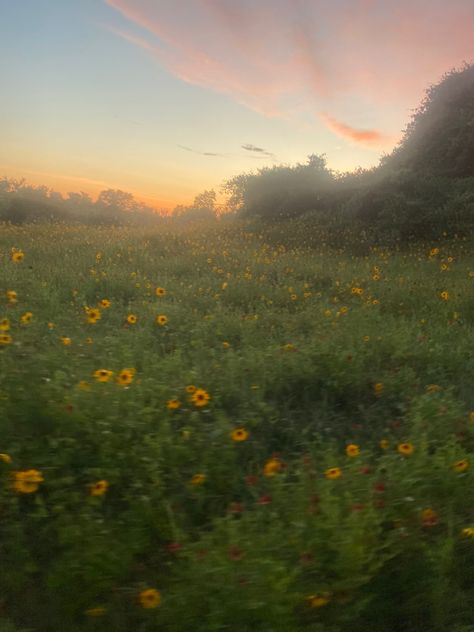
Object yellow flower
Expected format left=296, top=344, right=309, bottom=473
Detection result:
left=374, top=382, right=384, bottom=396
left=167, top=399, right=181, bottom=410
left=380, top=439, right=389, bottom=450
left=191, top=388, right=210, bottom=407
left=84, top=607, right=108, bottom=617
left=191, top=473, right=206, bottom=486
left=78, top=380, right=90, bottom=391
left=440, top=291, right=449, bottom=301
left=139, top=588, right=161, bottom=609
left=231, top=428, right=249, bottom=442
left=0, top=318, right=10, bottom=331
left=48, top=322, right=55, bottom=329
left=100, top=299, right=111, bottom=308
left=6, top=290, right=17, bottom=303
left=430, top=248, right=440, bottom=256
left=86, top=307, right=101, bottom=324
left=325, top=467, right=342, bottom=480
left=156, top=314, right=168, bottom=326
left=13, top=469, right=44, bottom=494
left=222, top=341, right=231, bottom=349
left=0, top=453, right=12, bottom=464
left=263, top=458, right=282, bottom=477
left=308, top=593, right=331, bottom=608
left=61, top=337, right=72, bottom=346
left=0, top=334, right=12, bottom=345
left=469, top=412, right=474, bottom=423
left=462, top=527, right=474, bottom=538
left=11, top=250, right=24, bottom=263
left=185, top=385, right=197, bottom=394
left=426, top=384, right=442, bottom=393
left=453, top=459, right=469, bottom=473
left=89, top=480, right=109, bottom=496
left=116, top=368, right=135, bottom=386
left=126, top=314, right=138, bottom=325
left=155, top=287, right=166, bottom=297
left=20, top=312, right=33, bottom=324
left=398, top=443, right=414, bottom=456
left=345, top=444, right=360, bottom=457
left=351, top=287, right=364, bottom=295
left=93, top=369, right=114, bottom=383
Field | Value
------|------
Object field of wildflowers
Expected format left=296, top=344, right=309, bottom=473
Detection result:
left=1, top=220, right=474, bottom=631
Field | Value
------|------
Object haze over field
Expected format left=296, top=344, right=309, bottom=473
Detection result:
left=1, top=0, right=473, bottom=211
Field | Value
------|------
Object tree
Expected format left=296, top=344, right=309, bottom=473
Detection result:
left=96, top=189, right=138, bottom=212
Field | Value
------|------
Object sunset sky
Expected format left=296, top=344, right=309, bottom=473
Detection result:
left=1, top=0, right=473, bottom=211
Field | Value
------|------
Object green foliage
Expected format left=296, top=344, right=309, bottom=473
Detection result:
left=225, top=64, right=474, bottom=239
left=1, top=222, right=474, bottom=630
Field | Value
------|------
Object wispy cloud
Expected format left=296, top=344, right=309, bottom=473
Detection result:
left=319, top=113, right=398, bottom=148
left=241, top=144, right=275, bottom=157
left=104, top=0, right=474, bottom=147
left=177, top=144, right=226, bottom=157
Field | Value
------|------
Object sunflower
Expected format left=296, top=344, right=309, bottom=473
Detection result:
left=191, top=473, right=206, bottom=485
left=0, top=318, right=10, bottom=331
left=6, top=290, right=17, bottom=303
left=345, top=444, right=360, bottom=457
left=155, top=287, right=166, bottom=297
left=0, top=453, right=12, bottom=464
left=231, top=428, right=249, bottom=442
left=116, top=368, right=135, bottom=386
left=100, top=299, right=111, bottom=308
left=138, top=588, right=161, bottom=609
left=78, top=380, right=90, bottom=391
left=453, top=459, right=469, bottom=473
left=421, top=508, right=438, bottom=527
left=307, top=593, right=331, bottom=608
left=398, top=443, right=414, bottom=456
left=93, top=369, right=113, bottom=383
left=222, top=341, right=231, bottom=349
left=20, top=312, right=33, bottom=324
left=0, top=334, right=12, bottom=345
left=374, top=382, right=384, bottom=396
left=325, top=467, right=342, bottom=480
left=263, top=458, right=282, bottom=477
left=86, top=308, right=101, bottom=324
left=89, top=480, right=109, bottom=496
left=462, top=527, right=474, bottom=538
left=185, top=385, right=197, bottom=394
left=440, top=291, right=449, bottom=301
left=191, top=388, right=210, bottom=407
left=61, top=337, right=72, bottom=346
left=156, top=314, right=168, bottom=326
left=11, top=250, right=24, bottom=263
left=167, top=399, right=181, bottom=410
left=126, top=314, right=138, bottom=325
left=13, top=469, right=44, bottom=494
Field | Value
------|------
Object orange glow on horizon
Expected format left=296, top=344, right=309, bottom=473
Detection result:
left=0, top=166, right=186, bottom=212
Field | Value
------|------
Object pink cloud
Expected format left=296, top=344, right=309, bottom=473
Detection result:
left=319, top=113, right=399, bottom=148
left=104, top=0, right=474, bottom=144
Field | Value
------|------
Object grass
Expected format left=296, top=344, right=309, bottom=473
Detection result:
left=1, top=219, right=474, bottom=631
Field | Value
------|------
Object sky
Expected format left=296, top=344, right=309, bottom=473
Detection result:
left=0, top=0, right=472, bottom=211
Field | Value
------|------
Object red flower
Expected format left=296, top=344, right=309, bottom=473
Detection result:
left=373, top=482, right=385, bottom=493
left=167, top=542, right=182, bottom=554
left=228, top=546, right=244, bottom=561
left=229, top=502, right=243, bottom=514
left=245, top=474, right=258, bottom=486
left=257, top=495, right=272, bottom=505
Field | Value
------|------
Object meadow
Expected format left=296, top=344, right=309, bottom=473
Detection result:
left=1, top=219, right=474, bottom=632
